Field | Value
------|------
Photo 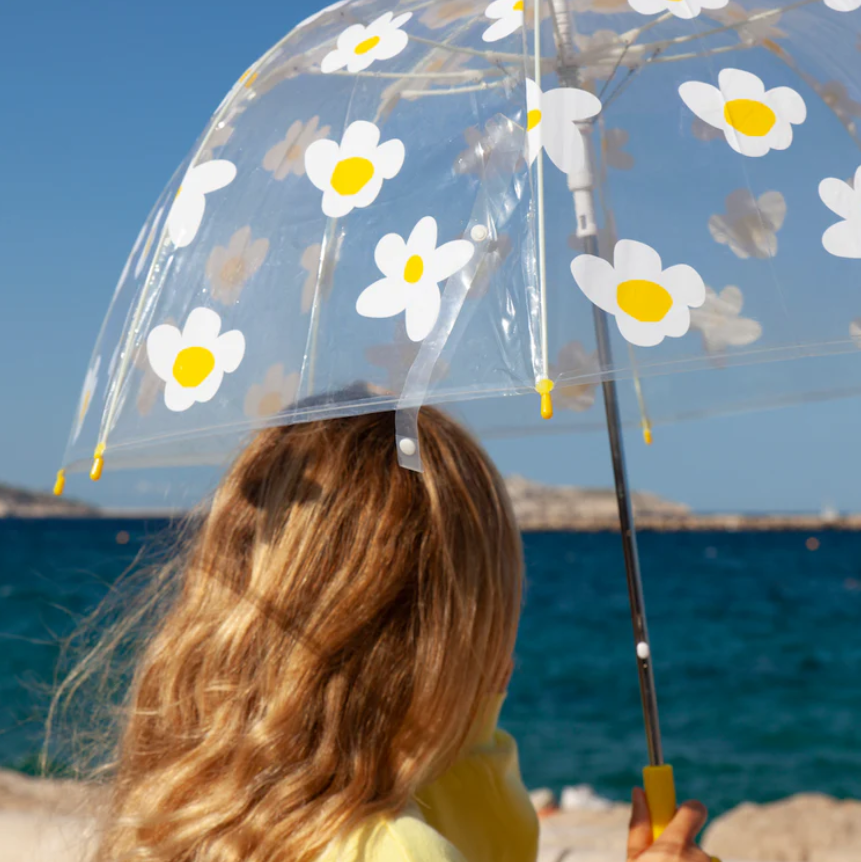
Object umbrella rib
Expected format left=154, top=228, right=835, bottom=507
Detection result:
left=407, top=33, right=524, bottom=63
left=643, top=0, right=814, bottom=52
left=316, top=68, right=506, bottom=79
left=398, top=79, right=510, bottom=97
left=535, top=0, right=551, bottom=386
left=648, top=41, right=753, bottom=63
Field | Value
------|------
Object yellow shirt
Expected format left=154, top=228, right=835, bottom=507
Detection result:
left=318, top=695, right=538, bottom=861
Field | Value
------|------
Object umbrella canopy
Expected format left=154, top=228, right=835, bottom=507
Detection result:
left=59, top=0, right=861, bottom=479
left=55, top=0, right=861, bottom=839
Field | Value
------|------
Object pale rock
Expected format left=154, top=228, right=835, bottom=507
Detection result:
left=560, top=785, right=614, bottom=812
left=703, top=794, right=861, bottom=862
left=531, top=787, right=558, bottom=813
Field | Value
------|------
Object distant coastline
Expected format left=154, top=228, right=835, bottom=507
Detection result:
left=1, top=478, right=858, bottom=532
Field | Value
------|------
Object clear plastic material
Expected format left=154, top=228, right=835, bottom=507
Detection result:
left=62, top=0, right=861, bottom=476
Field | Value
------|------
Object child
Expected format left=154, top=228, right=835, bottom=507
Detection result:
left=82, top=407, right=710, bottom=862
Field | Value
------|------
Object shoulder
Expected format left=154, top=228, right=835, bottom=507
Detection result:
left=319, top=803, right=468, bottom=862
left=378, top=806, right=468, bottom=862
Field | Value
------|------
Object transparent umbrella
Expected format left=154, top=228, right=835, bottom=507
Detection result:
left=57, top=0, right=861, bottom=836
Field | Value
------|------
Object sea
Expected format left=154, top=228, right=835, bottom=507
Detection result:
left=2, top=518, right=861, bottom=819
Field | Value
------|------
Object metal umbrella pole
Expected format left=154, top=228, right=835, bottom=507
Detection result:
left=545, top=0, right=677, bottom=838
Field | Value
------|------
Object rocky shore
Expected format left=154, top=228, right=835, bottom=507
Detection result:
left=0, top=484, right=98, bottom=519
left=505, top=476, right=861, bottom=533
left=2, top=770, right=860, bottom=862
left=3, top=477, right=861, bottom=532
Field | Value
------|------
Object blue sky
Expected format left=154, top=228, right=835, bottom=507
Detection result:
left=2, top=0, right=861, bottom=514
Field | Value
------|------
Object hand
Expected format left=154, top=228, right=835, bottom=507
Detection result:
left=627, top=787, right=714, bottom=862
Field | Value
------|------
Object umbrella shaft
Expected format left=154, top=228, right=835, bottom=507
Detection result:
left=587, top=241, right=665, bottom=768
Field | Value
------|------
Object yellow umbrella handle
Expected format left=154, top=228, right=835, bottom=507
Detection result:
left=643, top=765, right=720, bottom=862
left=643, top=764, right=677, bottom=841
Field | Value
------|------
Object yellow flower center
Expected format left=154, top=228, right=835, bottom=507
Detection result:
left=723, top=98, right=776, bottom=137
left=173, top=346, right=216, bottom=389
left=331, top=157, right=375, bottom=196
left=616, top=279, right=673, bottom=323
left=404, top=255, right=425, bottom=284
left=355, top=35, right=381, bottom=55
left=513, top=0, right=524, bottom=9
left=527, top=109, right=542, bottom=131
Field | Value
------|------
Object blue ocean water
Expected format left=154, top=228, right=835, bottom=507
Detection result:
left=2, top=519, right=861, bottom=818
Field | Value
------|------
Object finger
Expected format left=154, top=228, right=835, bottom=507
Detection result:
left=656, top=800, right=708, bottom=847
left=627, top=787, right=653, bottom=859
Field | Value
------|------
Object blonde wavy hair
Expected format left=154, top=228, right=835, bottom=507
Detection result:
left=57, top=407, right=523, bottom=862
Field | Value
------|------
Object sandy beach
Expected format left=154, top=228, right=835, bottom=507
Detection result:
left=2, top=770, right=861, bottom=862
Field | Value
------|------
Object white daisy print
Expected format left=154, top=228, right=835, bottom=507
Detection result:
left=690, top=286, right=763, bottom=354
left=263, top=117, right=331, bottom=180
left=820, top=165, right=861, bottom=258
left=629, top=0, right=728, bottom=20
left=356, top=216, right=475, bottom=342
left=305, top=121, right=405, bottom=218
left=709, top=189, right=786, bottom=259
left=483, top=0, right=524, bottom=43
left=571, top=239, right=706, bottom=348
left=322, top=12, right=412, bottom=74
left=244, top=364, right=300, bottom=419
left=146, top=308, right=245, bottom=412
left=526, top=79, right=602, bottom=174
left=679, top=69, right=806, bottom=157
left=73, top=355, right=101, bottom=443
left=167, top=161, right=237, bottom=249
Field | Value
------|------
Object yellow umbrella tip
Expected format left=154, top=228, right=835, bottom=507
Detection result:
left=536, top=379, right=555, bottom=421
left=643, top=426, right=653, bottom=446
left=53, top=470, right=66, bottom=497
left=90, top=444, right=106, bottom=483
